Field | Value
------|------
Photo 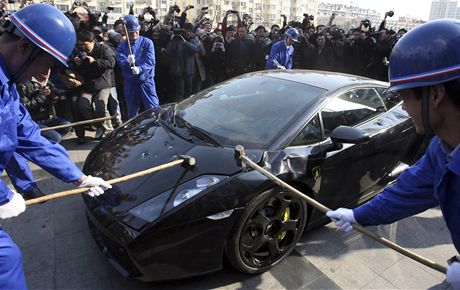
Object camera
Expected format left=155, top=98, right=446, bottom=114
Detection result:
left=228, top=10, right=238, bottom=14
left=73, top=50, right=87, bottom=62
left=309, top=15, right=314, bottom=20
left=387, top=10, right=394, bottom=17
left=363, top=19, right=371, bottom=28
left=303, top=13, right=308, bottom=17
left=173, top=28, right=185, bottom=35
left=172, top=5, right=180, bottom=13
left=106, top=6, right=114, bottom=11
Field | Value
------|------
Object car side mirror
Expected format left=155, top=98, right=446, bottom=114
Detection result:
left=330, top=125, right=370, bottom=144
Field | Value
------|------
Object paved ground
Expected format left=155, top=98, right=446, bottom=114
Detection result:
left=0, top=132, right=455, bottom=289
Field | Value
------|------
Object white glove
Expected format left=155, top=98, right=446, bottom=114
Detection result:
left=447, top=261, right=460, bottom=289
left=131, top=66, right=140, bottom=75
left=0, top=190, right=26, bottom=219
left=276, top=64, right=287, bottom=70
left=326, top=208, right=357, bottom=233
left=78, top=175, right=112, bottom=197
left=127, top=54, right=136, bottom=65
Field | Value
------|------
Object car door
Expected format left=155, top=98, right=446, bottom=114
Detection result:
left=316, top=86, right=416, bottom=210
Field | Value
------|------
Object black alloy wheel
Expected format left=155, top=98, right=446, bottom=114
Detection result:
left=226, top=187, right=308, bottom=274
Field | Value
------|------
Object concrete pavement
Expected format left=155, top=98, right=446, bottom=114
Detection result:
left=0, top=133, right=455, bottom=289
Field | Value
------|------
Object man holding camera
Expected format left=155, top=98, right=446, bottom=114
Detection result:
left=254, top=25, right=271, bottom=70
left=166, top=23, right=203, bottom=101
left=74, top=29, right=115, bottom=142
left=227, top=25, right=255, bottom=77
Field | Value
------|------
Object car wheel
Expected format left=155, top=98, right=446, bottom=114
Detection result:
left=226, top=187, right=308, bottom=274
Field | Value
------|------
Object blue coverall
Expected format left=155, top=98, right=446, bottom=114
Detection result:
left=116, top=36, right=159, bottom=118
left=353, top=136, right=460, bottom=254
left=6, top=120, right=70, bottom=194
left=265, top=39, right=294, bottom=70
left=0, top=56, right=83, bottom=289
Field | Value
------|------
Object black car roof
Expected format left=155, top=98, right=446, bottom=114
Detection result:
left=250, top=69, right=388, bottom=92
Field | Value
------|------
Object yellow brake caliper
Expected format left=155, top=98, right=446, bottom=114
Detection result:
left=277, top=207, right=290, bottom=241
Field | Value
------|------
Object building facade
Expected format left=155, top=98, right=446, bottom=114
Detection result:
left=49, top=0, right=317, bottom=27
left=429, top=0, right=459, bottom=20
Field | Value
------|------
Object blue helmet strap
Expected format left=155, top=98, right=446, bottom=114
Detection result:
left=10, top=45, right=41, bottom=84
left=421, top=86, right=434, bottom=137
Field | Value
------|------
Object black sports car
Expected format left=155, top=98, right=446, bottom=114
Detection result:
left=83, top=70, right=423, bottom=281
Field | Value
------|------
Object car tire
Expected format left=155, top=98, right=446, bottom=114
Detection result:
left=225, top=187, right=308, bottom=274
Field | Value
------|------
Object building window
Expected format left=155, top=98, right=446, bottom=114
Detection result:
left=55, top=4, right=69, bottom=11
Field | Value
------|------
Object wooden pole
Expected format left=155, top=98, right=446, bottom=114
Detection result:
left=25, top=158, right=194, bottom=205
left=41, top=116, right=115, bottom=132
left=235, top=145, right=447, bottom=274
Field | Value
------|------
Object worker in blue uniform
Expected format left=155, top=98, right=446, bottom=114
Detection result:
left=116, top=15, right=159, bottom=119
left=326, top=19, right=460, bottom=288
left=265, top=27, right=298, bottom=70
left=0, top=4, right=112, bottom=289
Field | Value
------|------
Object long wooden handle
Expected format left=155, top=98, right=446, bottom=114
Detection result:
left=122, top=24, right=134, bottom=63
left=25, top=159, right=186, bottom=205
left=41, top=116, right=114, bottom=132
left=238, top=150, right=447, bottom=274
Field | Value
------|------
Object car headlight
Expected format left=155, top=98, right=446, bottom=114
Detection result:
left=128, top=175, right=228, bottom=223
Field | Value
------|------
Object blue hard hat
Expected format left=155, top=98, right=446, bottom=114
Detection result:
left=388, top=19, right=460, bottom=92
left=10, top=4, right=76, bottom=67
left=285, top=28, right=299, bottom=42
left=124, top=15, right=140, bottom=33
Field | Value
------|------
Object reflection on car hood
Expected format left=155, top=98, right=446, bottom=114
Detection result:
left=83, top=109, right=264, bottom=216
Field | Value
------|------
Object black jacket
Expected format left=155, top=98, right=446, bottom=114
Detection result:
left=17, top=80, right=55, bottom=121
left=75, top=42, right=116, bottom=92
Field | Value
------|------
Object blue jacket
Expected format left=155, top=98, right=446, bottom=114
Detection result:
left=354, top=136, right=460, bottom=254
left=117, top=36, right=156, bottom=83
left=0, top=55, right=82, bottom=205
left=265, top=39, right=294, bottom=70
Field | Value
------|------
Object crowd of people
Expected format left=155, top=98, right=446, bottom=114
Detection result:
left=0, top=1, right=410, bottom=149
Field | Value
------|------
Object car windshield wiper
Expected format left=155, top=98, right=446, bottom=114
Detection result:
left=159, top=109, right=192, bottom=142
left=175, top=115, right=223, bottom=148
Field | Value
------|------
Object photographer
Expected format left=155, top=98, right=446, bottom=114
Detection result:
left=166, top=23, right=202, bottom=101
left=367, top=27, right=392, bottom=81
left=74, top=30, right=115, bottom=143
left=312, top=32, right=334, bottom=71
left=139, top=6, right=159, bottom=38
left=254, top=25, right=271, bottom=70
left=343, top=28, right=372, bottom=77
left=221, top=10, right=241, bottom=38
left=227, top=25, right=255, bottom=77
left=301, top=14, right=315, bottom=32
left=17, top=79, right=71, bottom=143
left=205, top=35, right=227, bottom=86
left=269, top=24, right=280, bottom=41
left=195, top=7, right=210, bottom=30
left=163, top=4, right=181, bottom=27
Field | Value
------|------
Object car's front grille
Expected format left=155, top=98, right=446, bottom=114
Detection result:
left=86, top=211, right=142, bottom=278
